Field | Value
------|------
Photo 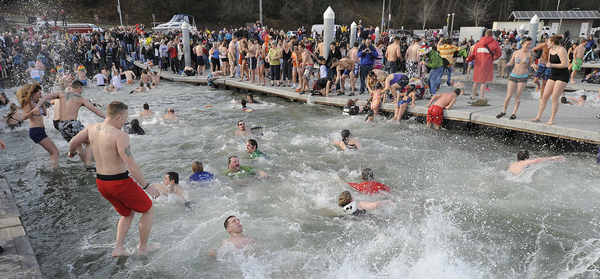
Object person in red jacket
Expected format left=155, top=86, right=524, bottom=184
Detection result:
left=465, top=30, right=501, bottom=100
left=338, top=168, right=391, bottom=194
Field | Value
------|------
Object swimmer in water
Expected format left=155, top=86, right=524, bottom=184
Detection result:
left=151, top=172, right=183, bottom=198
left=220, top=156, right=268, bottom=178
left=246, top=92, right=260, bottom=104
left=333, top=130, right=362, bottom=150
left=246, top=139, right=265, bottom=159
left=338, top=190, right=395, bottom=215
left=508, top=150, right=564, bottom=175
left=208, top=215, right=254, bottom=256
left=337, top=168, right=391, bottom=194
left=235, top=120, right=253, bottom=136
left=162, top=107, right=178, bottom=120
left=139, top=103, right=155, bottom=117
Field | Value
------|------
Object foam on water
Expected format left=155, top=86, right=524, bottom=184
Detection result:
left=2, top=81, right=600, bottom=278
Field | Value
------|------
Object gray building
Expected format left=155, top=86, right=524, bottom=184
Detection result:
left=509, top=10, right=600, bottom=38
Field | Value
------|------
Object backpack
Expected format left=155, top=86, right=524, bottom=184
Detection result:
left=442, top=57, right=450, bottom=67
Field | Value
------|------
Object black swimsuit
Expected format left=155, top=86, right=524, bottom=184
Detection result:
left=549, top=52, right=569, bottom=83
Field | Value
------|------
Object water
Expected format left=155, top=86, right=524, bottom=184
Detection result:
left=2, top=81, right=600, bottom=278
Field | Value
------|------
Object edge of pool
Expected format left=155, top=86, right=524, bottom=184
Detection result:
left=0, top=170, right=43, bottom=279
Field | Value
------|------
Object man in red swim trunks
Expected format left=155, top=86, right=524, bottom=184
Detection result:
left=69, top=101, right=160, bottom=257
left=425, top=88, right=461, bottom=130
left=339, top=168, right=391, bottom=195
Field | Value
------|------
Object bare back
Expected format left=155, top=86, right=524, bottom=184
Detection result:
left=347, top=48, right=358, bottom=62
left=406, top=44, right=420, bottom=62
left=59, top=91, right=87, bottom=120
left=386, top=43, right=401, bottom=62
left=434, top=92, right=457, bottom=108
left=87, top=122, right=128, bottom=175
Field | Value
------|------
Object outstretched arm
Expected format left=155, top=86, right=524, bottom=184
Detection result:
left=426, top=94, right=441, bottom=107
left=35, top=91, right=61, bottom=110
left=82, top=99, right=106, bottom=118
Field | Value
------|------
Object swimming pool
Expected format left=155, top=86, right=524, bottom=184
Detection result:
left=2, top=81, right=600, bottom=278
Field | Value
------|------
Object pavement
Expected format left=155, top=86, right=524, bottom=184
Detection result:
left=0, top=171, right=43, bottom=279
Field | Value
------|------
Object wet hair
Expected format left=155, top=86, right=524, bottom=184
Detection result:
left=228, top=156, right=238, bottom=165
left=338, top=191, right=352, bottom=207
left=168, top=108, right=175, bottom=113
left=129, top=119, right=145, bottom=135
left=561, top=96, right=568, bottom=104
left=192, top=161, right=203, bottom=172
left=224, top=215, right=236, bottom=229
left=0, top=92, right=8, bottom=106
left=71, top=80, right=84, bottom=89
left=17, top=83, right=42, bottom=108
left=143, top=103, right=149, bottom=110
left=517, top=150, right=530, bottom=161
left=361, top=168, right=374, bottom=181
left=341, top=130, right=351, bottom=142
left=354, top=42, right=359, bottom=47
left=346, top=98, right=359, bottom=106
left=106, top=101, right=128, bottom=118
left=581, top=95, right=587, bottom=101
left=166, top=172, right=179, bottom=184
left=453, top=88, right=461, bottom=95
left=247, top=139, right=258, bottom=149
left=247, top=92, right=256, bottom=102
left=241, top=99, right=247, bottom=108
left=373, top=83, right=383, bottom=90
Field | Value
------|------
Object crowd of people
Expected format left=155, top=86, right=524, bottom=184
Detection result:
left=0, top=18, right=594, bottom=258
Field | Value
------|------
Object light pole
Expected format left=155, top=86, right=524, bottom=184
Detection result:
left=446, top=14, right=450, bottom=37
left=259, top=0, right=263, bottom=26
left=381, top=0, right=385, bottom=31
left=450, top=13, right=455, bottom=37
left=117, top=0, right=123, bottom=26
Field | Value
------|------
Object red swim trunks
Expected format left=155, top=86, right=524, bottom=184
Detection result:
left=96, top=174, right=152, bottom=216
left=348, top=181, right=391, bottom=194
left=427, top=105, right=444, bottom=126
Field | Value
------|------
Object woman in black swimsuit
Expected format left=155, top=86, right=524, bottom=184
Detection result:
left=532, top=35, right=569, bottom=125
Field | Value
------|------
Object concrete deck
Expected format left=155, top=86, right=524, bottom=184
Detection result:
left=0, top=172, right=43, bottom=279
left=136, top=61, right=600, bottom=145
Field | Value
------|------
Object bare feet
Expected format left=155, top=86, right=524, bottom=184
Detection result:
left=531, top=118, right=541, bottom=122
left=112, top=248, right=132, bottom=257
left=138, top=243, right=160, bottom=255
left=237, top=79, right=243, bottom=82
left=545, top=121, right=554, bottom=125
left=570, top=80, right=576, bottom=84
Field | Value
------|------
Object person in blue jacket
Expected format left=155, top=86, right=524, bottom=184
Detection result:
left=357, top=38, right=378, bottom=95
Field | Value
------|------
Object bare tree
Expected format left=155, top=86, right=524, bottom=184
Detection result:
left=463, top=0, right=493, bottom=27
left=394, top=0, right=415, bottom=29
left=417, top=0, right=436, bottom=30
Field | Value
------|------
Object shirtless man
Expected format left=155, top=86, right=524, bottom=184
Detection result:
left=571, top=39, right=587, bottom=84
left=245, top=40, right=257, bottom=83
left=162, top=107, right=177, bottom=120
left=405, top=38, right=421, bottom=79
left=508, top=150, right=564, bottom=175
left=566, top=95, right=588, bottom=106
left=139, top=70, right=151, bottom=88
left=346, top=42, right=360, bottom=96
left=385, top=37, right=402, bottom=73
left=331, top=58, right=355, bottom=95
left=425, top=88, right=461, bottom=130
left=151, top=172, right=183, bottom=198
left=228, top=36, right=238, bottom=77
left=194, top=42, right=206, bottom=76
left=532, top=40, right=551, bottom=93
left=147, top=63, right=161, bottom=85
left=123, top=69, right=137, bottom=84
left=139, top=103, right=155, bottom=117
left=35, top=80, right=106, bottom=166
left=68, top=101, right=160, bottom=257
left=208, top=216, right=254, bottom=256
left=296, top=42, right=317, bottom=93
left=235, top=120, right=253, bottom=136
left=315, top=39, right=325, bottom=60
left=77, top=66, right=88, bottom=86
